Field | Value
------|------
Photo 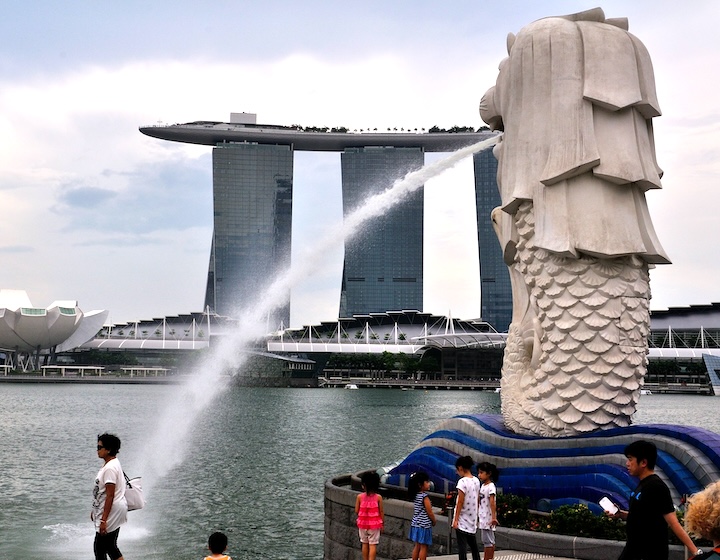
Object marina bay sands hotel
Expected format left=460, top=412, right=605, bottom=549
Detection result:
left=140, top=113, right=511, bottom=331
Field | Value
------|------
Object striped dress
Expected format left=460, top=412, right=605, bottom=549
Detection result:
left=409, top=491, right=433, bottom=545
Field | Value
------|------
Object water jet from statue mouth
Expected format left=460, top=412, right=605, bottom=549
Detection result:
left=135, top=134, right=501, bottom=490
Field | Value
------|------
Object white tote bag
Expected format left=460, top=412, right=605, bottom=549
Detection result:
left=124, top=473, right=145, bottom=511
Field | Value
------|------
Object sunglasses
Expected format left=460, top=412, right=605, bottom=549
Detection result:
left=97, top=445, right=105, bottom=450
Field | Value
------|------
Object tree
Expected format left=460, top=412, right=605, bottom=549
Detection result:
left=381, top=351, right=396, bottom=372
left=419, top=356, right=440, bottom=374
left=404, top=357, right=419, bottom=376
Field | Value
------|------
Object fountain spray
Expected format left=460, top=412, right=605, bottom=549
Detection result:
left=138, top=134, right=500, bottom=487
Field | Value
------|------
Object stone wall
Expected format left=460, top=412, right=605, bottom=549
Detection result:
left=324, top=474, right=451, bottom=560
left=324, top=473, right=687, bottom=560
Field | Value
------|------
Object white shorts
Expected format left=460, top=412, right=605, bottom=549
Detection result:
left=480, top=528, right=495, bottom=546
left=358, top=528, right=381, bottom=545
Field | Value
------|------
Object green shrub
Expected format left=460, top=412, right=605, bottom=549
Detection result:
left=497, top=493, right=530, bottom=528
left=497, top=495, right=624, bottom=541
left=542, top=504, right=626, bottom=540
left=496, top=494, right=712, bottom=545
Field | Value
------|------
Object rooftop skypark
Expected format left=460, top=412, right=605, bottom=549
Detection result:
left=140, top=120, right=497, bottom=151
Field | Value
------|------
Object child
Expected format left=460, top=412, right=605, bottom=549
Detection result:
left=355, top=471, right=384, bottom=560
left=477, top=462, right=499, bottom=560
left=684, top=480, right=720, bottom=558
left=452, top=456, right=481, bottom=560
left=204, top=531, right=231, bottom=560
left=408, top=471, right=436, bottom=560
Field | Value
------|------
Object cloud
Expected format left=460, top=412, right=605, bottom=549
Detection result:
left=48, top=156, right=212, bottom=235
left=0, top=245, right=34, bottom=253
left=56, top=185, right=117, bottom=209
left=0, top=0, right=719, bottom=324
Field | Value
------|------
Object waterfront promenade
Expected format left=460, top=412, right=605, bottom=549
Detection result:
left=423, top=552, right=573, bottom=560
left=0, top=372, right=181, bottom=384
left=320, top=376, right=501, bottom=391
left=319, top=375, right=715, bottom=394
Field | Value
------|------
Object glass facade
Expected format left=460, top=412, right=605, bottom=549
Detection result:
left=473, top=149, right=512, bottom=332
left=199, top=138, right=512, bottom=331
left=206, top=143, right=293, bottom=329
left=339, top=147, right=424, bottom=317
left=703, top=355, right=720, bottom=390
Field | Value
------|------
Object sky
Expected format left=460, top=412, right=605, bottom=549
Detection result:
left=0, top=1, right=718, bottom=329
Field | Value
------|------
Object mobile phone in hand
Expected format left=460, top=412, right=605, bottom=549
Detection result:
left=599, top=496, right=618, bottom=514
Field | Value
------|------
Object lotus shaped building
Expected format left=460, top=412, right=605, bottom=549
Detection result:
left=0, top=289, right=108, bottom=371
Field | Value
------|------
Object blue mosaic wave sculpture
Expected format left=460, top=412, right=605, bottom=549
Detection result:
left=386, top=414, right=720, bottom=512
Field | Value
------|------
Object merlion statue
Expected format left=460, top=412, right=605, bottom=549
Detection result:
left=480, top=8, right=670, bottom=437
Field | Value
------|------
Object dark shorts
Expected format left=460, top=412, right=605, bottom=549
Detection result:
left=94, top=528, right=122, bottom=560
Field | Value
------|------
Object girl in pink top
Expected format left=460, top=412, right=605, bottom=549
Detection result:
left=355, top=471, right=385, bottom=560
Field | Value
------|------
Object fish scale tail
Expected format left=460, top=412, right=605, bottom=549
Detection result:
left=502, top=202, right=651, bottom=437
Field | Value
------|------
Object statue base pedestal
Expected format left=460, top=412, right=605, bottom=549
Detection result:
left=385, top=414, right=720, bottom=511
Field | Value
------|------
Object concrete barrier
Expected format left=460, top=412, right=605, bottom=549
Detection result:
left=324, top=474, right=451, bottom=560
left=324, top=473, right=687, bottom=560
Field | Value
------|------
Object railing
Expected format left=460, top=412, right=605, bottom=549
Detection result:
left=318, top=376, right=500, bottom=390
left=40, top=365, right=105, bottom=377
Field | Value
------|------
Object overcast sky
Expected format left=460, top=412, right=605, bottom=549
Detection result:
left=1, top=1, right=718, bottom=328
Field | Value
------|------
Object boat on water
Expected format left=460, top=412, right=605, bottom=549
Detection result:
left=344, top=383, right=359, bottom=390
left=640, top=389, right=653, bottom=395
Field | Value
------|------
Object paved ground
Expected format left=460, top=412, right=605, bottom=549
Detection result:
left=410, top=550, right=574, bottom=560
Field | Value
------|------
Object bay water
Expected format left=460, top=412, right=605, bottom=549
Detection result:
left=0, top=382, right=717, bottom=560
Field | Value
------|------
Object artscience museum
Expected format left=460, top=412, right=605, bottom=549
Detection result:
left=0, top=289, right=108, bottom=372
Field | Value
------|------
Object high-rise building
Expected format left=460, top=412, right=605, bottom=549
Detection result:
left=206, top=143, right=293, bottom=328
left=339, top=147, right=424, bottom=317
left=139, top=120, right=505, bottom=329
left=474, top=150, right=512, bottom=332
